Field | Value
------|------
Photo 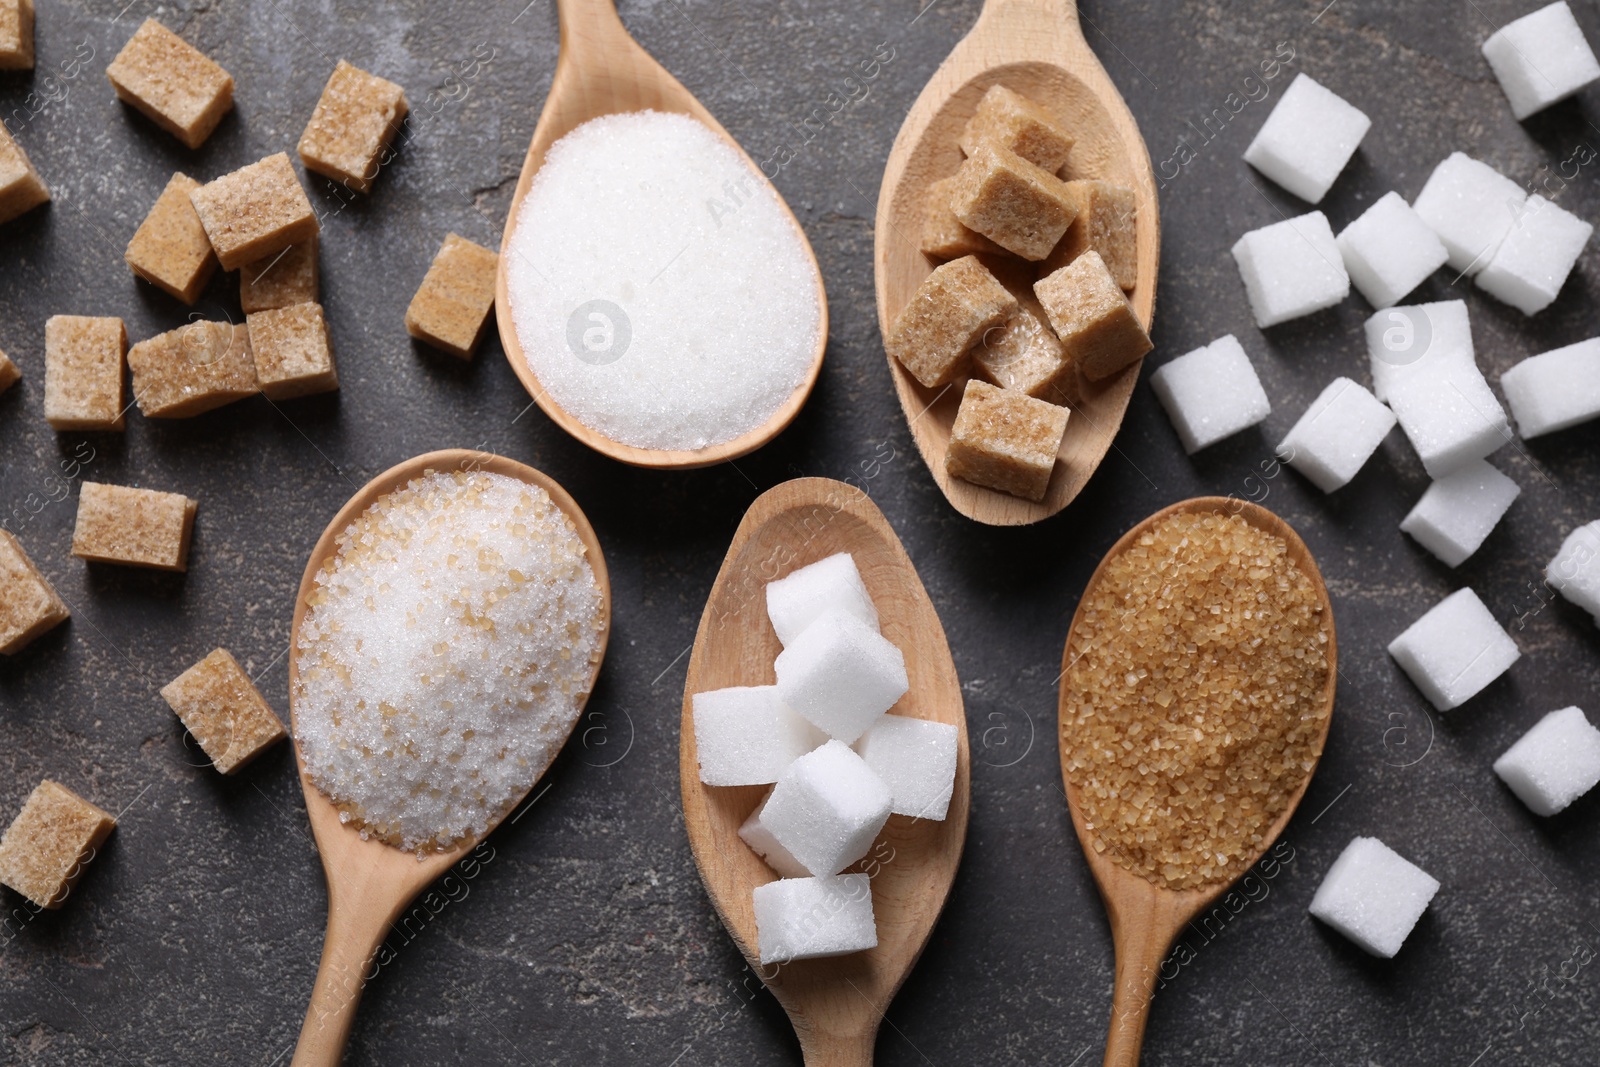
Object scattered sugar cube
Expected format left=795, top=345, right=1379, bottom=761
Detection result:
left=739, top=792, right=809, bottom=878
left=1149, top=334, right=1271, bottom=454
left=0, top=782, right=115, bottom=909
left=691, top=685, right=825, bottom=786
left=1034, top=250, right=1152, bottom=381
left=72, top=482, right=197, bottom=572
left=1042, top=180, right=1138, bottom=290
left=1546, top=520, right=1600, bottom=622
left=1364, top=300, right=1475, bottom=403
left=949, top=143, right=1078, bottom=260
left=1336, top=192, right=1449, bottom=309
left=160, top=648, right=287, bottom=773
left=1277, top=377, right=1395, bottom=493
left=1483, top=2, right=1600, bottom=120
left=190, top=153, right=320, bottom=271
left=752, top=874, right=876, bottom=964
left=0, top=346, right=18, bottom=395
left=105, top=19, right=233, bottom=149
left=298, top=60, right=409, bottom=195
left=945, top=379, right=1069, bottom=502
left=0, top=123, right=49, bottom=227
left=1242, top=73, right=1371, bottom=204
left=0, top=530, right=68, bottom=655
left=959, top=84, right=1074, bottom=173
left=885, top=255, right=1016, bottom=389
left=1388, top=587, right=1519, bottom=710
left=1399, top=460, right=1520, bottom=567
left=404, top=233, right=499, bottom=359
left=1494, top=706, right=1600, bottom=816
left=972, top=301, right=1077, bottom=405
left=246, top=302, right=339, bottom=400
left=1501, top=337, right=1600, bottom=438
left=1385, top=361, right=1510, bottom=478
left=44, top=315, right=126, bottom=432
left=765, top=552, right=879, bottom=647
left=774, top=611, right=908, bottom=743
left=1475, top=193, right=1593, bottom=315
left=124, top=172, right=218, bottom=305
left=1231, top=211, right=1350, bottom=327
left=1308, top=837, right=1439, bottom=958
left=128, top=320, right=257, bottom=418
left=854, top=714, right=958, bottom=820
left=761, top=740, right=892, bottom=876
left=919, top=175, right=1004, bottom=260
left=1412, top=153, right=1524, bottom=274
left=0, top=0, right=34, bottom=70
left=240, top=236, right=319, bottom=314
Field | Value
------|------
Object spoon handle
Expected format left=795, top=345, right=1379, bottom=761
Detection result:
left=290, top=889, right=396, bottom=1067
left=1101, top=905, right=1178, bottom=1067
left=799, top=1029, right=876, bottom=1067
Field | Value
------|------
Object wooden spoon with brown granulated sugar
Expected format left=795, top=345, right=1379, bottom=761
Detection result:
left=1058, top=497, right=1336, bottom=1067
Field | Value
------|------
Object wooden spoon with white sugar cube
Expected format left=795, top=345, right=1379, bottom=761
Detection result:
left=681, top=478, right=969, bottom=1065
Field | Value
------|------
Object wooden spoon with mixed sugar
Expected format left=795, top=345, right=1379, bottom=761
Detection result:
left=1058, top=497, right=1336, bottom=1067
left=287, top=449, right=610, bottom=1067
left=874, top=0, right=1160, bottom=525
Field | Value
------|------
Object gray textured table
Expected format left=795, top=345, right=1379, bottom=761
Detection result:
left=4, top=1, right=1600, bottom=1064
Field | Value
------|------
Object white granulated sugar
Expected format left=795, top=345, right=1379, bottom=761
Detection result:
left=294, top=470, right=604, bottom=853
left=505, top=110, right=823, bottom=451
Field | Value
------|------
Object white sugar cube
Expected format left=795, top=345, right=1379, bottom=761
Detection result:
left=1277, top=377, right=1396, bottom=493
left=1148, top=334, right=1272, bottom=453
left=1494, top=706, right=1600, bottom=816
left=692, top=685, right=826, bottom=786
left=752, top=874, right=877, bottom=964
left=1385, top=362, right=1511, bottom=478
left=1399, top=460, right=1520, bottom=567
left=1388, top=587, right=1520, bottom=710
left=761, top=740, right=892, bottom=876
left=853, top=714, right=959, bottom=820
left=1413, top=153, right=1525, bottom=274
left=1336, top=192, right=1449, bottom=309
left=1475, top=194, right=1593, bottom=315
left=739, top=792, right=810, bottom=878
left=1483, top=1, right=1600, bottom=120
left=774, top=609, right=908, bottom=743
left=766, top=552, right=879, bottom=647
left=1308, top=837, right=1440, bottom=958
left=1502, top=338, right=1600, bottom=437
left=1547, top=520, right=1600, bottom=621
left=1364, top=300, right=1476, bottom=403
left=1242, top=73, right=1371, bottom=204
left=1231, top=211, right=1351, bottom=327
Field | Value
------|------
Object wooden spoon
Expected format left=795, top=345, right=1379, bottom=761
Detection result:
left=681, top=478, right=969, bottom=1065
left=287, top=449, right=611, bottom=1067
left=874, top=0, right=1161, bottom=525
left=1057, top=497, right=1336, bottom=1066
left=494, top=0, right=828, bottom=470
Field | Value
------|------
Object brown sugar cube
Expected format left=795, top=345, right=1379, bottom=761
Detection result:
left=0, top=782, right=115, bottom=909
left=247, top=302, right=339, bottom=400
left=0, top=122, right=49, bottom=226
left=949, top=144, right=1078, bottom=261
left=959, top=85, right=1074, bottom=174
left=125, top=172, right=218, bottom=304
left=297, top=60, right=409, bottom=195
left=72, top=482, right=196, bottom=572
left=919, top=176, right=1005, bottom=261
left=44, top=316, right=126, bottom=432
left=0, top=0, right=34, bottom=70
left=973, top=301, right=1078, bottom=407
left=239, top=235, right=319, bottom=314
left=885, top=256, right=1017, bottom=389
left=405, top=233, right=499, bottom=359
left=160, top=649, right=287, bottom=774
left=1042, top=181, right=1138, bottom=291
left=0, top=346, right=18, bottom=395
left=0, top=531, right=68, bottom=655
left=128, top=320, right=257, bottom=418
left=190, top=153, right=320, bottom=271
left=946, top=379, right=1069, bottom=502
left=105, top=19, right=233, bottom=149
left=1034, top=251, right=1152, bottom=382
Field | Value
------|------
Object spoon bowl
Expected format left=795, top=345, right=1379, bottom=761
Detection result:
left=681, top=478, right=969, bottom=1065
left=495, top=0, right=828, bottom=469
left=287, top=449, right=611, bottom=1067
left=1058, top=497, right=1335, bottom=1066
left=874, top=0, right=1160, bottom=525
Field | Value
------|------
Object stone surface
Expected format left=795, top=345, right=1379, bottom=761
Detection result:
left=3, top=1, right=1600, bottom=1065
